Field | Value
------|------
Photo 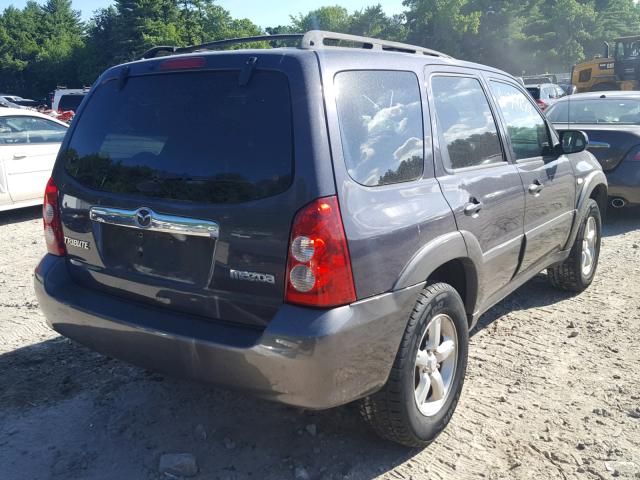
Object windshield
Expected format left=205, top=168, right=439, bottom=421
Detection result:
left=546, top=98, right=640, bottom=124
left=616, top=40, right=640, bottom=60
left=63, top=70, right=293, bottom=204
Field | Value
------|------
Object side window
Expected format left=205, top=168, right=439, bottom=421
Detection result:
left=23, top=117, right=67, bottom=143
left=334, top=70, right=424, bottom=186
left=489, top=81, right=552, bottom=160
left=579, top=69, right=592, bottom=83
left=0, top=117, right=28, bottom=144
left=0, top=116, right=66, bottom=145
left=431, top=76, right=504, bottom=170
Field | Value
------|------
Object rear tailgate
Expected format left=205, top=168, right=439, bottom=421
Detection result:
left=54, top=51, right=332, bottom=328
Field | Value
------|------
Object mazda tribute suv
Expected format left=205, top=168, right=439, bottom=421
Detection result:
left=35, top=31, right=607, bottom=447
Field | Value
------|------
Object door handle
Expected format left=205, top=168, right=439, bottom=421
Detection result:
left=528, top=180, right=544, bottom=195
left=463, top=199, right=483, bottom=216
left=12, top=153, right=27, bottom=159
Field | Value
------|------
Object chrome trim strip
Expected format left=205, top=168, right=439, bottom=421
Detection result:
left=587, top=141, right=610, bottom=149
left=89, top=206, right=219, bottom=238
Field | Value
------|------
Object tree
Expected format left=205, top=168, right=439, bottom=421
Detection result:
left=349, top=5, right=406, bottom=40
left=290, top=6, right=352, bottom=32
left=403, top=0, right=481, bottom=58
left=3, top=0, right=640, bottom=100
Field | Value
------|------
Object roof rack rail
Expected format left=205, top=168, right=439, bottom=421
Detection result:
left=301, top=31, right=451, bottom=58
left=141, top=30, right=452, bottom=60
left=142, top=34, right=303, bottom=59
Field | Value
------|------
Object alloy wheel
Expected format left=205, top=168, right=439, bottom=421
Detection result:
left=414, top=313, right=458, bottom=416
left=581, top=216, right=597, bottom=277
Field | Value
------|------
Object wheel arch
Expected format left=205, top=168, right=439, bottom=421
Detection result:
left=589, top=182, right=608, bottom=220
left=394, top=232, right=479, bottom=327
left=565, top=171, right=608, bottom=249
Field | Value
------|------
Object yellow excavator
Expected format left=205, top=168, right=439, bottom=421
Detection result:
left=572, top=35, right=640, bottom=92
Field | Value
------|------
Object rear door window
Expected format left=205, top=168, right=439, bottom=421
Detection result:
left=334, top=70, right=424, bottom=186
left=431, top=76, right=504, bottom=170
left=63, top=70, right=293, bottom=203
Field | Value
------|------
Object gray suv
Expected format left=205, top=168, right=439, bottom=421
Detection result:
left=35, top=31, right=607, bottom=447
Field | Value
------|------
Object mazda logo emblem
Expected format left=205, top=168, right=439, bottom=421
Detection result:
left=134, top=208, right=153, bottom=228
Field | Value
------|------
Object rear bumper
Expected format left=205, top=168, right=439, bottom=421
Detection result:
left=607, top=161, right=640, bottom=205
left=35, top=255, right=423, bottom=409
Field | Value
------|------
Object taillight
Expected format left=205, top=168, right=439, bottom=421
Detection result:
left=285, top=196, right=356, bottom=308
left=536, top=99, right=547, bottom=110
left=43, top=177, right=66, bottom=256
left=633, top=150, right=640, bottom=161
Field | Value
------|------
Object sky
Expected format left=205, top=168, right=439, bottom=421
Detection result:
left=0, top=0, right=406, bottom=27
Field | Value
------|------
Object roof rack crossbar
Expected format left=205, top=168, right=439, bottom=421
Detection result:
left=141, top=30, right=452, bottom=60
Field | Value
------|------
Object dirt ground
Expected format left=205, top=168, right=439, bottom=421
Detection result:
left=0, top=206, right=638, bottom=480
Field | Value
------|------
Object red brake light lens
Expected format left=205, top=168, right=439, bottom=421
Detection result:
left=536, top=99, right=547, bottom=110
left=285, top=196, right=356, bottom=308
left=43, top=177, right=66, bottom=256
left=159, top=56, right=206, bottom=71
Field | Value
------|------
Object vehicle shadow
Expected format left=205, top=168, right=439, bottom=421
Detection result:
left=473, top=204, right=638, bottom=333
left=0, top=205, right=41, bottom=226
left=0, top=337, right=415, bottom=479
left=603, top=205, right=640, bottom=237
left=472, top=272, right=573, bottom=334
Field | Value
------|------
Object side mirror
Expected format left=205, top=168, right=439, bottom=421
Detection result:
left=559, top=130, right=589, bottom=154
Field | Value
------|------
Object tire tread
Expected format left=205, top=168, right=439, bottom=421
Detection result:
left=548, top=199, right=600, bottom=292
left=359, top=283, right=460, bottom=447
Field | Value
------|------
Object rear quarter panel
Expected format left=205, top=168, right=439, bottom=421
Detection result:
left=317, top=52, right=458, bottom=299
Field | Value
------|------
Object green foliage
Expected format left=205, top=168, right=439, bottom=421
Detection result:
left=1, top=0, right=640, bottom=99
left=290, top=4, right=406, bottom=40
left=0, top=0, right=264, bottom=98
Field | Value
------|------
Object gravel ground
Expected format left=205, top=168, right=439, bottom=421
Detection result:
left=0, top=205, right=639, bottom=480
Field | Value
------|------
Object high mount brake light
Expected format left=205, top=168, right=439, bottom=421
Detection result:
left=43, top=177, right=66, bottom=256
left=158, top=57, right=206, bottom=71
left=285, top=196, right=356, bottom=308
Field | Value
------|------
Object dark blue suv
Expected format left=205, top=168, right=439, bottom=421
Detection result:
left=35, top=31, right=608, bottom=447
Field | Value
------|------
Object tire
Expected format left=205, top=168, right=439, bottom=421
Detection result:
left=359, top=282, right=469, bottom=448
left=548, top=199, right=601, bottom=292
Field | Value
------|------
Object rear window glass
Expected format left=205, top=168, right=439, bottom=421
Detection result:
left=526, top=87, right=541, bottom=100
left=334, top=70, right=424, bottom=186
left=58, top=94, right=85, bottom=112
left=63, top=70, right=292, bottom=204
left=546, top=99, right=640, bottom=124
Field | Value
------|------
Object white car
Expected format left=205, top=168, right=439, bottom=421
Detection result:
left=0, top=108, right=68, bottom=211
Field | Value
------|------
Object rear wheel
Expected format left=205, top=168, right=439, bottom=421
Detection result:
left=548, top=199, right=601, bottom=291
left=359, top=283, right=468, bottom=447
